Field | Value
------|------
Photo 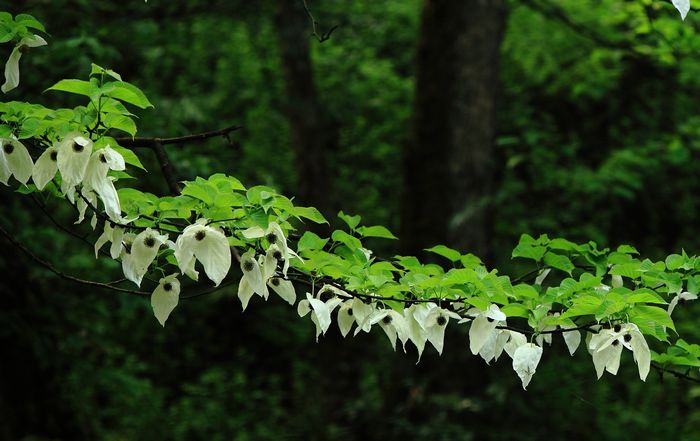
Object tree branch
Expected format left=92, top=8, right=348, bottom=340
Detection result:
left=115, top=125, right=242, bottom=148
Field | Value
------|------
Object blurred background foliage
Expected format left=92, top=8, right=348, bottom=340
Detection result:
left=2, top=0, right=700, bottom=439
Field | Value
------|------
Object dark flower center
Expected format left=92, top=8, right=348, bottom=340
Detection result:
left=195, top=231, right=206, bottom=241
left=72, top=141, right=84, bottom=153
left=347, top=308, right=353, bottom=316
left=163, top=282, right=173, bottom=292
left=624, top=334, right=632, bottom=343
left=382, top=315, right=393, bottom=325
left=613, top=324, right=622, bottom=333
left=50, top=150, right=58, bottom=161
left=99, top=153, right=107, bottom=163
left=273, top=250, right=283, bottom=260
left=3, top=143, right=13, bottom=154
left=612, top=340, right=620, bottom=346
left=124, top=244, right=132, bottom=254
left=679, top=298, right=687, bottom=305
left=319, top=291, right=335, bottom=303
left=437, top=316, right=447, bottom=326
left=242, top=260, right=255, bottom=272
left=144, top=236, right=156, bottom=248
left=266, top=232, right=278, bottom=244
left=270, top=277, right=280, bottom=287
left=486, top=317, right=494, bottom=323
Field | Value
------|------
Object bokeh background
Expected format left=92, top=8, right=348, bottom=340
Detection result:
left=2, top=0, right=700, bottom=439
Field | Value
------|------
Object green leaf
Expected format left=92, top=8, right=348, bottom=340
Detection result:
left=357, top=225, right=397, bottom=240
left=512, top=243, right=547, bottom=261
left=331, top=230, right=362, bottom=250
left=629, top=305, right=675, bottom=340
left=102, top=113, right=137, bottom=136
left=105, top=81, right=154, bottom=109
left=543, top=252, right=574, bottom=274
left=338, top=210, right=361, bottom=230
left=15, top=14, right=45, bottom=32
left=297, top=231, right=329, bottom=252
left=425, top=245, right=461, bottom=262
left=501, top=303, right=530, bottom=318
left=292, top=206, right=328, bottom=224
left=46, top=79, right=92, bottom=97
left=665, top=254, right=684, bottom=271
left=90, top=63, right=122, bottom=81
left=110, top=145, right=146, bottom=170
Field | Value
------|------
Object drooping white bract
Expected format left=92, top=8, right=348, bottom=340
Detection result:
left=0, top=138, right=33, bottom=185
left=242, top=221, right=301, bottom=276
left=588, top=323, right=651, bottom=381
left=475, top=328, right=520, bottom=364
left=1, top=34, right=47, bottom=93
left=467, top=304, right=507, bottom=356
left=56, top=133, right=93, bottom=200
left=337, top=297, right=375, bottom=337
left=534, top=312, right=581, bottom=356
left=174, top=219, right=231, bottom=286
left=237, top=250, right=269, bottom=311
left=672, top=0, right=691, bottom=20
left=122, top=228, right=169, bottom=287
left=367, top=309, right=410, bottom=351
left=668, top=291, right=697, bottom=316
left=512, top=343, right=543, bottom=390
left=32, top=145, right=58, bottom=190
left=297, top=289, right=344, bottom=341
left=151, top=274, right=181, bottom=327
left=83, top=145, right=126, bottom=222
left=75, top=189, right=98, bottom=227
left=410, top=302, right=461, bottom=357
left=94, top=222, right=126, bottom=259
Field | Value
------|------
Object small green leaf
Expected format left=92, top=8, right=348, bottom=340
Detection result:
left=357, top=225, right=397, bottom=240
left=105, top=81, right=154, bottom=109
left=15, top=14, right=46, bottom=32
left=543, top=252, right=574, bottom=274
left=425, top=244, right=461, bottom=262
left=297, top=231, right=329, bottom=252
left=46, top=79, right=92, bottom=97
left=292, top=206, right=328, bottom=224
left=338, top=210, right=361, bottom=230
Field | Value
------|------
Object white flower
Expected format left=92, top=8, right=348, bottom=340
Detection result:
left=242, top=221, right=301, bottom=276
left=297, top=290, right=344, bottom=341
left=2, top=34, right=47, bottom=93
left=588, top=323, right=650, bottom=381
left=410, top=303, right=461, bottom=357
left=512, top=343, right=543, bottom=390
left=151, top=274, right=180, bottom=326
left=94, top=222, right=125, bottom=259
left=672, top=0, right=690, bottom=20
left=83, top=145, right=126, bottom=222
left=367, top=309, right=410, bottom=351
left=122, top=228, right=169, bottom=287
left=466, top=304, right=506, bottom=356
left=237, top=250, right=269, bottom=310
left=0, top=138, right=33, bottom=185
left=174, top=219, right=231, bottom=286
left=32, top=145, right=58, bottom=190
left=56, top=133, right=93, bottom=199
left=668, top=291, right=697, bottom=316
left=74, top=189, right=97, bottom=226
left=337, top=297, right=375, bottom=337
left=534, top=312, right=581, bottom=356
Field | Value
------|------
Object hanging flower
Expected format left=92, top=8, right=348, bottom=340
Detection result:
left=668, top=291, right=697, bottom=316
left=151, top=274, right=181, bottom=326
left=0, top=137, right=33, bottom=185
left=337, top=297, right=375, bottom=337
left=1, top=34, right=47, bottom=93
left=512, top=343, right=544, bottom=390
left=83, top=145, right=126, bottom=222
left=409, top=303, right=461, bottom=357
left=466, top=304, right=506, bottom=356
left=31, top=145, right=58, bottom=190
left=534, top=312, right=581, bottom=356
left=75, top=189, right=97, bottom=227
left=588, top=323, right=651, bottom=381
left=242, top=221, right=301, bottom=276
left=94, top=222, right=126, bottom=259
left=367, top=308, right=410, bottom=351
left=237, top=250, right=269, bottom=311
left=297, top=288, right=346, bottom=341
left=56, top=133, right=93, bottom=200
left=122, top=228, right=169, bottom=287
left=174, top=219, right=231, bottom=286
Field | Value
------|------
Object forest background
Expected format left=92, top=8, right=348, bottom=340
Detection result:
left=2, top=0, right=700, bottom=440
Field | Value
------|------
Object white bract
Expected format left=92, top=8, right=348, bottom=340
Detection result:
left=83, top=145, right=126, bottom=222
left=409, top=303, right=461, bottom=357
left=174, top=219, right=231, bottom=286
left=2, top=34, right=47, bottom=93
left=122, top=228, right=169, bottom=286
left=237, top=250, right=269, bottom=310
left=297, top=290, right=344, bottom=341
left=242, top=221, right=301, bottom=276
left=56, top=133, right=93, bottom=200
left=151, top=274, right=181, bottom=326
left=466, top=304, right=506, bottom=356
left=512, top=343, right=543, bottom=390
left=534, top=312, right=581, bottom=356
left=337, top=297, right=375, bottom=337
left=668, top=291, right=697, bottom=316
left=672, top=0, right=691, bottom=20
left=588, top=323, right=650, bottom=381
left=31, top=146, right=58, bottom=190
left=0, top=138, right=33, bottom=185
left=94, top=222, right=126, bottom=259
left=367, top=309, right=410, bottom=351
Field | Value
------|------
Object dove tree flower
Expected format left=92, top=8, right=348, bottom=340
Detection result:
left=512, top=343, right=544, bottom=389
left=337, top=297, right=375, bottom=337
left=83, top=145, right=126, bottom=222
left=588, top=323, right=651, bottom=381
left=174, top=219, right=231, bottom=286
left=0, top=137, right=33, bottom=185
left=56, top=133, right=93, bottom=200
left=94, top=222, right=126, bottom=259
left=407, top=303, right=461, bottom=358
left=31, top=145, right=58, bottom=190
left=366, top=309, right=410, bottom=351
left=466, top=304, right=507, bottom=356
left=1, top=34, right=47, bottom=93
left=237, top=250, right=269, bottom=310
left=151, top=274, right=180, bottom=327
left=242, top=221, right=301, bottom=276
left=668, top=291, right=697, bottom=316
left=122, top=228, right=169, bottom=286
left=297, top=288, right=346, bottom=341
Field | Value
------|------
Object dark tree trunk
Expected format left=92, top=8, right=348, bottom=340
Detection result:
left=274, top=0, right=336, bottom=217
left=401, top=0, right=508, bottom=262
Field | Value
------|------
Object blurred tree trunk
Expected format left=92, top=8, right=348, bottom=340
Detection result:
left=274, top=0, right=336, bottom=217
left=401, top=0, right=508, bottom=262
